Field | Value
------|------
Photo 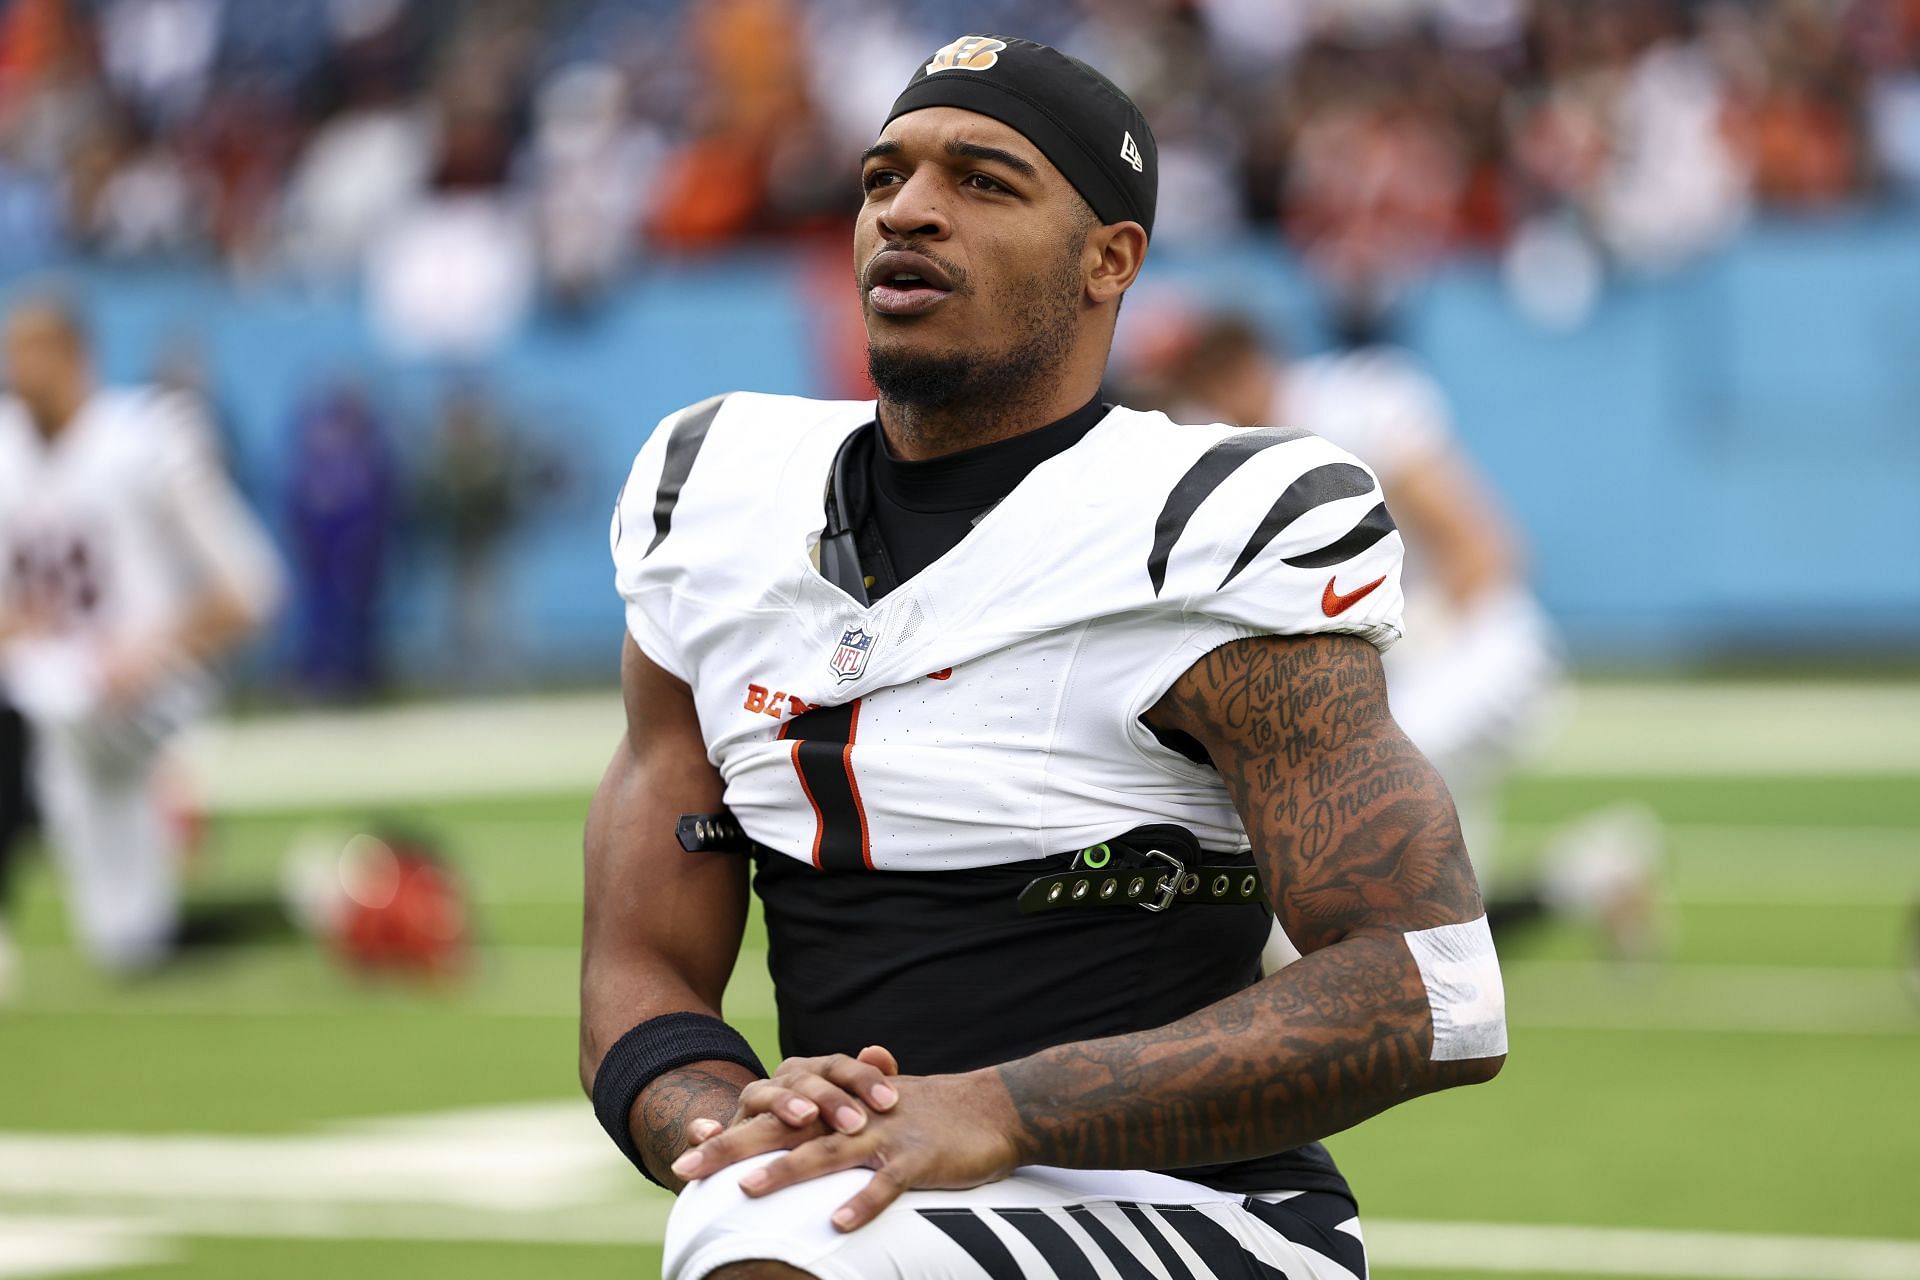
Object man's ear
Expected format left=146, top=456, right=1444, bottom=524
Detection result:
left=1085, top=220, right=1148, bottom=305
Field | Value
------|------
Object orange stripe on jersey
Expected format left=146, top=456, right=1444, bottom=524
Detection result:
left=841, top=699, right=872, bottom=870
left=791, top=738, right=827, bottom=868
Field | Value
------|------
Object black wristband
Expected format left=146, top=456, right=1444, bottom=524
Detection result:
left=590, top=1011, right=767, bottom=1185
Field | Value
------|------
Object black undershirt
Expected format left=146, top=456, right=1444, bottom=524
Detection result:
left=755, top=396, right=1354, bottom=1202
left=859, top=396, right=1110, bottom=596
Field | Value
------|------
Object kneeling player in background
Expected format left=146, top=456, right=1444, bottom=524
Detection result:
left=0, top=295, right=284, bottom=974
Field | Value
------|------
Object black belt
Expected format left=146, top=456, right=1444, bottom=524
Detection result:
left=1017, top=856, right=1265, bottom=914
left=677, top=813, right=1264, bottom=915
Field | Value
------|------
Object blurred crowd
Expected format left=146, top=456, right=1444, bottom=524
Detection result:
left=0, top=0, right=1916, bottom=333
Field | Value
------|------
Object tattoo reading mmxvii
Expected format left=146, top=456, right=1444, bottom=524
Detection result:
left=997, top=633, right=1496, bottom=1173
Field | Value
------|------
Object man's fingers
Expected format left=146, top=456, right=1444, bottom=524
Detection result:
left=832, top=1165, right=909, bottom=1232
left=783, top=1074, right=871, bottom=1132
left=813, top=1050, right=897, bottom=1113
left=760, top=1051, right=899, bottom=1120
left=855, top=1045, right=902, bottom=1106
left=685, top=1117, right=723, bottom=1145
left=736, top=1132, right=868, bottom=1199
left=671, top=1113, right=809, bottom=1181
left=738, top=1080, right=822, bottom=1128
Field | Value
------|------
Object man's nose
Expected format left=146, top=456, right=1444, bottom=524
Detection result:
left=876, top=170, right=951, bottom=241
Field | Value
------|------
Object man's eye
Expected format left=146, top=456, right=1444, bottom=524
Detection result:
left=965, top=174, right=1006, bottom=193
left=863, top=171, right=901, bottom=192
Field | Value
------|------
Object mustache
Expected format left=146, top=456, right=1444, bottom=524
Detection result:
left=861, top=241, right=973, bottom=295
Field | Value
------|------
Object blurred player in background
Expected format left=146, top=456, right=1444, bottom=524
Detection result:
left=0, top=293, right=284, bottom=975
left=1142, top=311, right=1661, bottom=958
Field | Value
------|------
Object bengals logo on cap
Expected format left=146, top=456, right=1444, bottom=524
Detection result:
left=926, top=35, right=1007, bottom=75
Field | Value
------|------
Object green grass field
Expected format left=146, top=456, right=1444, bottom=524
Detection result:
left=3, top=690, right=1917, bottom=1279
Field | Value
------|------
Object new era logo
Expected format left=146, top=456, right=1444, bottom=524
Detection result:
left=1120, top=130, right=1144, bottom=173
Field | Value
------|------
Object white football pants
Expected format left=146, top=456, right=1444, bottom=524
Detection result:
left=667, top=1153, right=1367, bottom=1280
left=31, top=715, right=179, bottom=972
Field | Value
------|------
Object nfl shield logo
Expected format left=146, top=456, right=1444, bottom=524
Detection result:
left=829, top=627, right=874, bottom=683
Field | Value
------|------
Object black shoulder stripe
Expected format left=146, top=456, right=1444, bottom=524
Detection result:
left=1282, top=500, right=1397, bottom=569
left=645, top=393, right=729, bottom=557
left=1148, top=427, right=1309, bottom=595
left=1219, top=462, right=1376, bottom=588
left=610, top=476, right=627, bottom=551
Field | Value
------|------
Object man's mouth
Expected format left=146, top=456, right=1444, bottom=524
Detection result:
left=865, top=249, right=955, bottom=316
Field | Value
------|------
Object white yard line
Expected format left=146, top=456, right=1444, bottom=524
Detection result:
left=1500, top=961, right=1920, bottom=1037
left=0, top=1219, right=167, bottom=1279
left=177, top=682, right=1920, bottom=814
left=1524, top=684, right=1920, bottom=778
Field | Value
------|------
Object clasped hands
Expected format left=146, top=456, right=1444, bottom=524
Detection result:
left=668, top=1045, right=1025, bottom=1232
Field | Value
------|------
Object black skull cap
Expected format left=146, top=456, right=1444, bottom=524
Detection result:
left=884, top=34, right=1157, bottom=237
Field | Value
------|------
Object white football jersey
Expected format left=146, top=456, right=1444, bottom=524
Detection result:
left=0, top=387, right=281, bottom=718
left=613, top=392, right=1405, bottom=873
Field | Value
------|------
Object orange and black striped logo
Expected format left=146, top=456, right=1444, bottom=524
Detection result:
left=925, top=35, right=1007, bottom=75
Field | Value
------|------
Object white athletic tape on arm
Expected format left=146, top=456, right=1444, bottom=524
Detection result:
left=1404, top=915, right=1507, bottom=1061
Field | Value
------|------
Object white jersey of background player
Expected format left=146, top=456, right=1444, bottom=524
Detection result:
left=0, top=298, right=282, bottom=972
left=1156, top=313, right=1657, bottom=954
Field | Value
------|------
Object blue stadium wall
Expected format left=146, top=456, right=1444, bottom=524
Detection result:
left=10, top=217, right=1918, bottom=683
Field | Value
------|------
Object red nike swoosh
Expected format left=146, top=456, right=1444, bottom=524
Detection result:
left=1322, top=574, right=1387, bottom=617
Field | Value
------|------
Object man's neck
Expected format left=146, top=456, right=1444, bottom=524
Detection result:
left=878, top=377, right=1102, bottom=462
left=27, top=383, right=89, bottom=442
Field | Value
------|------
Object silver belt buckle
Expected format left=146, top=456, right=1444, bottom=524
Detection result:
left=1140, top=849, right=1186, bottom=913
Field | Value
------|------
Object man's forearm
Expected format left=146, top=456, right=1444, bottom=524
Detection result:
left=634, top=1062, right=756, bottom=1189
left=992, top=930, right=1489, bottom=1172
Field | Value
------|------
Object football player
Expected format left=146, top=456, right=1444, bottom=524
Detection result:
left=0, top=295, right=283, bottom=973
left=582, top=36, right=1507, bottom=1280
left=1150, top=312, right=1662, bottom=959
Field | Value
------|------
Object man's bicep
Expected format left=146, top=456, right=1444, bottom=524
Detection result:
left=1149, top=632, right=1484, bottom=954
left=583, top=637, right=743, bottom=1015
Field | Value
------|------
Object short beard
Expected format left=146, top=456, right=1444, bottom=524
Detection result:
left=867, top=342, right=1048, bottom=410
left=867, top=240, right=1083, bottom=423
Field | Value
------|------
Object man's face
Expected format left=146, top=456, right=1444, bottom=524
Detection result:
left=854, top=107, right=1092, bottom=401
left=3, top=310, right=82, bottom=428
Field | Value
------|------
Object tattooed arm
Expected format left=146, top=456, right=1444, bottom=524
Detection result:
left=579, top=635, right=757, bottom=1189
left=993, top=631, right=1502, bottom=1170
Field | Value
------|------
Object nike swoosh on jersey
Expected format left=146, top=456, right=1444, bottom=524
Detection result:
left=1321, top=574, right=1387, bottom=616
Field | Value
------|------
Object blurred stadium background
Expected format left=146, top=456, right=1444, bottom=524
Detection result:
left=1, top=0, right=1916, bottom=1276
